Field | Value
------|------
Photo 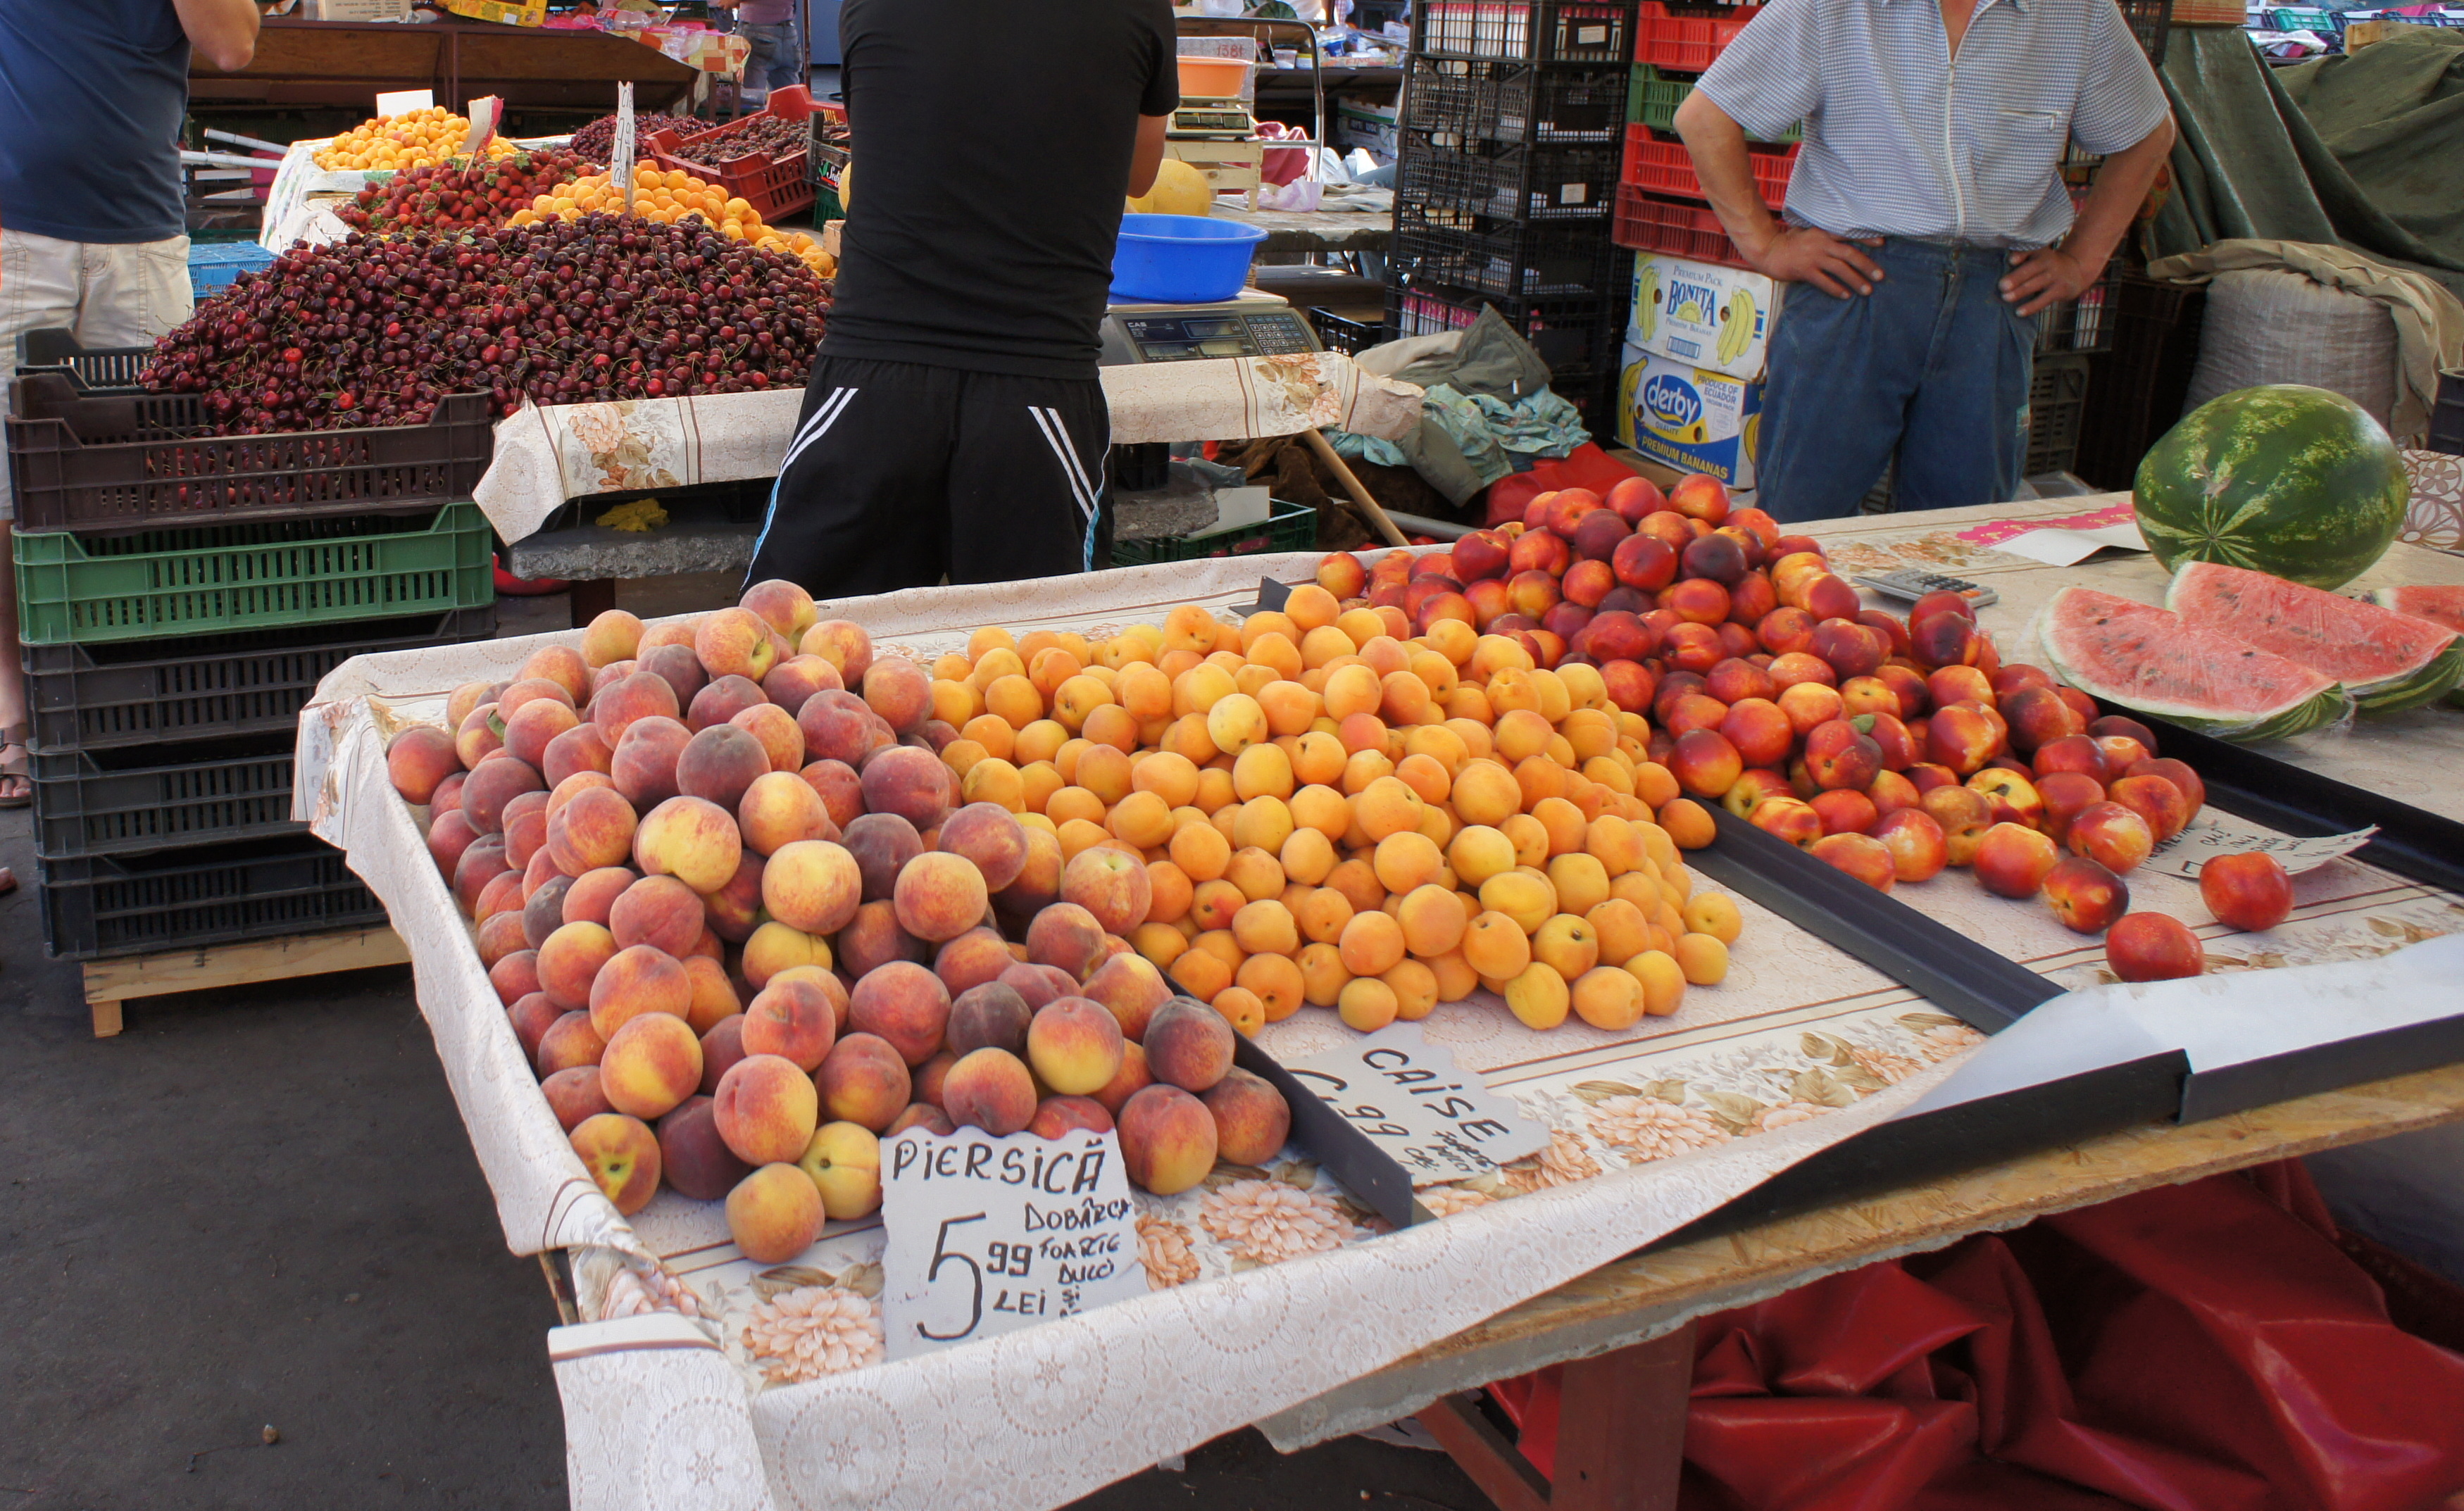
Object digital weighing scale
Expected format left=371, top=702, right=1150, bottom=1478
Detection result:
left=1097, top=289, right=1324, bottom=365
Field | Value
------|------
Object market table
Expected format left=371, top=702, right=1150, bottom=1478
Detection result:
left=1217, top=203, right=1394, bottom=256
left=290, top=495, right=2464, bottom=1511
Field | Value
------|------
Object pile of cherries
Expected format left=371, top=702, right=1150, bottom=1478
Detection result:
left=569, top=113, right=706, bottom=165
left=336, top=149, right=590, bottom=234
left=140, top=218, right=832, bottom=434
left=677, top=113, right=812, bottom=165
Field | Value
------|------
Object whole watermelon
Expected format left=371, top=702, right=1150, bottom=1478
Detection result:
left=2133, top=384, right=2406, bottom=590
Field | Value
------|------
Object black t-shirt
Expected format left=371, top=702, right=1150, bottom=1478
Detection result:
left=821, top=0, right=1180, bottom=380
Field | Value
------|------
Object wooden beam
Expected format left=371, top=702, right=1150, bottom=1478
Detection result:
left=82, top=927, right=411, bottom=1038
left=1418, top=1393, right=1553, bottom=1511
left=1552, top=1324, right=1694, bottom=1511
left=1300, top=427, right=1411, bottom=547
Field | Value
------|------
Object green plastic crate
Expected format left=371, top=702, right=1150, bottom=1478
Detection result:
left=16, top=501, right=496, bottom=646
left=1111, top=499, right=1315, bottom=568
left=1626, top=65, right=1800, bottom=143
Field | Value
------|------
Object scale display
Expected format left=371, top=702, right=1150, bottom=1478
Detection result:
left=1104, top=309, right=1322, bottom=363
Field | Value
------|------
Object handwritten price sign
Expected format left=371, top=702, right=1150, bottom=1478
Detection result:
left=880, top=1128, right=1148, bottom=1360
left=1285, top=1023, right=1548, bottom=1186
left=2145, top=809, right=2375, bottom=882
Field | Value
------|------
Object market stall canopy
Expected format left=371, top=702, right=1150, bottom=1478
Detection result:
left=188, top=18, right=698, bottom=114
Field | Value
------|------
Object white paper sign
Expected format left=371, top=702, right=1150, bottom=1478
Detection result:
left=880, top=1127, right=1147, bottom=1360
left=1994, top=518, right=2149, bottom=568
left=458, top=95, right=501, bottom=158
left=2144, top=808, right=2377, bottom=882
left=613, top=82, right=637, bottom=215
left=1284, top=1022, right=1549, bottom=1186
left=375, top=88, right=433, bottom=118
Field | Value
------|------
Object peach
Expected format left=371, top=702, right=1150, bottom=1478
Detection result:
left=1925, top=705, right=1999, bottom=777
left=2127, top=757, right=2205, bottom=819
left=915, top=1049, right=959, bottom=1107
left=599, top=1010, right=704, bottom=1120
left=608, top=874, right=704, bottom=958
left=1920, top=786, right=1994, bottom=867
left=1810, top=832, right=1897, bottom=891
left=1667, top=728, right=1744, bottom=798
left=685, top=674, right=765, bottom=734
left=633, top=796, right=743, bottom=894
left=743, top=977, right=839, bottom=1070
left=2034, top=769, right=2106, bottom=845
left=1968, top=767, right=2045, bottom=831
left=1027, top=901, right=1109, bottom=981
left=1201, top=1067, right=1291, bottom=1165
left=852, top=656, right=930, bottom=736
left=1088, top=1038, right=1155, bottom=1117
left=581, top=609, right=644, bottom=670
left=656, top=1095, right=753, bottom=1200
left=2043, top=855, right=2130, bottom=933
left=1117, top=1084, right=1218, bottom=1196
left=537, top=920, right=619, bottom=1010
left=843, top=812, right=925, bottom=903
left=888, top=1101, right=957, bottom=1138
left=858, top=744, right=953, bottom=832
left=764, top=655, right=844, bottom=715
left=1808, top=788, right=1879, bottom=837
left=537, top=1010, right=608, bottom=1076
left=1080, top=951, right=1172, bottom=1042
left=452, top=838, right=510, bottom=915
left=1973, top=822, right=2061, bottom=899
left=1025, top=996, right=1126, bottom=1096
left=799, top=758, right=865, bottom=830
left=799, top=689, right=891, bottom=767
left=837, top=900, right=927, bottom=978
left=427, top=807, right=480, bottom=877
left=388, top=724, right=461, bottom=804
left=530, top=880, right=584, bottom=953
left=592, top=670, right=682, bottom=746
left=1142, top=997, right=1234, bottom=1093
left=2199, top=851, right=2293, bottom=933
left=725, top=1162, right=825, bottom=1264
left=511, top=991, right=566, bottom=1060
left=741, top=577, right=818, bottom=639
left=639, top=642, right=709, bottom=708
left=798, top=1120, right=884, bottom=1220
left=542, top=1065, right=614, bottom=1132
left=744, top=920, right=833, bottom=989
left=2107, top=773, right=2190, bottom=842
left=713, top=1053, right=821, bottom=1165
left=1059, top=845, right=1152, bottom=936
left=698, top=1015, right=749, bottom=1096
left=2067, top=801, right=2153, bottom=874
left=942, top=1048, right=1039, bottom=1136
left=570, top=1112, right=662, bottom=1216
left=1027, top=1095, right=1115, bottom=1141
left=669, top=725, right=767, bottom=815
left=801, top=619, right=875, bottom=682
left=689, top=606, right=774, bottom=684
left=949, top=981, right=1034, bottom=1058
left=939, top=803, right=1030, bottom=891
left=818, top=1032, right=913, bottom=1131
left=2096, top=734, right=2153, bottom=775
left=683, top=955, right=740, bottom=1034
left=2089, top=713, right=2158, bottom=750
left=1803, top=718, right=1882, bottom=791
left=463, top=757, right=545, bottom=834
left=848, top=960, right=951, bottom=1066
left=729, top=770, right=828, bottom=859
left=456, top=704, right=504, bottom=769
left=609, top=716, right=690, bottom=808
left=1870, top=808, right=1949, bottom=882
left=1000, top=961, right=1078, bottom=1012
left=697, top=853, right=765, bottom=943
left=2106, top=912, right=2203, bottom=982
left=588, top=943, right=692, bottom=1039
left=894, top=851, right=991, bottom=943
left=2032, top=734, right=2112, bottom=785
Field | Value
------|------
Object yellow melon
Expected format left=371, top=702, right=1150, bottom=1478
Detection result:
left=1142, top=157, right=1213, bottom=217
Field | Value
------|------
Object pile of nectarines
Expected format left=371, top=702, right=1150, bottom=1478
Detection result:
left=386, top=581, right=1298, bottom=1267
left=915, top=595, right=1747, bottom=1039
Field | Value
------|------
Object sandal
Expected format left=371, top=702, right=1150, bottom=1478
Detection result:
left=0, top=726, right=28, bottom=809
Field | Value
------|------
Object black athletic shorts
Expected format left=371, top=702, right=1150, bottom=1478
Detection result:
left=743, top=354, right=1109, bottom=599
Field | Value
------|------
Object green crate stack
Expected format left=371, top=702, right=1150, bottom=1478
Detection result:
left=7, top=332, right=498, bottom=959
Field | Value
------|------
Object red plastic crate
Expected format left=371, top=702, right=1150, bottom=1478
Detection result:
left=646, top=84, right=825, bottom=223
left=1632, top=1, right=1763, bottom=70
left=1619, top=123, right=1792, bottom=208
left=1611, top=184, right=1753, bottom=268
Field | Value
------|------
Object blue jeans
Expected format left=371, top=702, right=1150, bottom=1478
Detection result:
left=1756, top=238, right=2041, bottom=523
left=741, top=18, right=803, bottom=93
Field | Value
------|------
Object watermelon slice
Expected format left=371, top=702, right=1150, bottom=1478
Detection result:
left=2167, top=561, right=2464, bottom=715
left=2041, top=587, right=2352, bottom=741
left=2365, top=584, right=2464, bottom=634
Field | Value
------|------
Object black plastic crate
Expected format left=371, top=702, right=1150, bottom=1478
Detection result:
left=2037, top=261, right=2123, bottom=355
left=2118, top=0, right=2172, bottom=64
left=1401, top=58, right=1632, bottom=145
left=2075, top=272, right=2208, bottom=488
left=1395, top=132, right=1622, bottom=227
left=15, top=330, right=146, bottom=396
left=30, top=730, right=303, bottom=860
left=23, top=605, right=496, bottom=755
left=1384, top=283, right=1617, bottom=374
left=1392, top=219, right=1625, bottom=299
left=2025, top=353, right=2092, bottom=477
left=1308, top=310, right=1385, bottom=356
left=39, top=833, right=385, bottom=961
left=1414, top=0, right=1639, bottom=61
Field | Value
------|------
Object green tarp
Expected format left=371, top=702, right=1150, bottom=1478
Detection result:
left=2149, top=23, right=2464, bottom=298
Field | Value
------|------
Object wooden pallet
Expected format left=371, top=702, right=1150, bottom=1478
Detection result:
left=82, top=925, right=411, bottom=1038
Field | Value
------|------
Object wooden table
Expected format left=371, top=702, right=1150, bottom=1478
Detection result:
left=1260, top=1062, right=2464, bottom=1511
left=192, top=17, right=699, bottom=115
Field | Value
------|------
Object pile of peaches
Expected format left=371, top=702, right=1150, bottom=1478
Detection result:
left=385, top=583, right=1294, bottom=1265
left=1349, top=470, right=2287, bottom=981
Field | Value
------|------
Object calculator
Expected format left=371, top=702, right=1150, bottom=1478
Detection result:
left=1851, top=570, right=2000, bottom=609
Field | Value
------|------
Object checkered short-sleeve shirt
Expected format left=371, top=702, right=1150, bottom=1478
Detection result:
left=1695, top=0, right=2172, bottom=249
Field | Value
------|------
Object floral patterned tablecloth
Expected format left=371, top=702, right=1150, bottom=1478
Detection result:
left=294, top=501, right=2464, bottom=1511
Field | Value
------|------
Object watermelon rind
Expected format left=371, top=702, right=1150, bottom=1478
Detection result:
left=2133, top=384, right=2407, bottom=590
left=2166, top=561, right=2464, bottom=715
left=2039, top=587, right=2354, bottom=741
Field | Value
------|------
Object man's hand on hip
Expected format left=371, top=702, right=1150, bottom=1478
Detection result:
left=2000, top=246, right=2101, bottom=318
left=1749, top=226, right=1885, bottom=299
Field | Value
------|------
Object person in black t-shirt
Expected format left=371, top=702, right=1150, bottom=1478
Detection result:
left=745, top=0, right=1180, bottom=597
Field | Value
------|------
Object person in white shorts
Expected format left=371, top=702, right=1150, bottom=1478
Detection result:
left=0, top=0, right=261, bottom=809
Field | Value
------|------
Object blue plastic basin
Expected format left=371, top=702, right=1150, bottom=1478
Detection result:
left=1111, top=213, right=1269, bottom=305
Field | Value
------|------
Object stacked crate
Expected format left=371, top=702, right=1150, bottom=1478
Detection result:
left=1389, top=0, right=1641, bottom=419
left=6, top=334, right=499, bottom=961
left=1612, top=5, right=1797, bottom=272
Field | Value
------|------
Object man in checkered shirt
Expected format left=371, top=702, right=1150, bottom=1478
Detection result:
left=1675, top=0, right=2175, bottom=520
